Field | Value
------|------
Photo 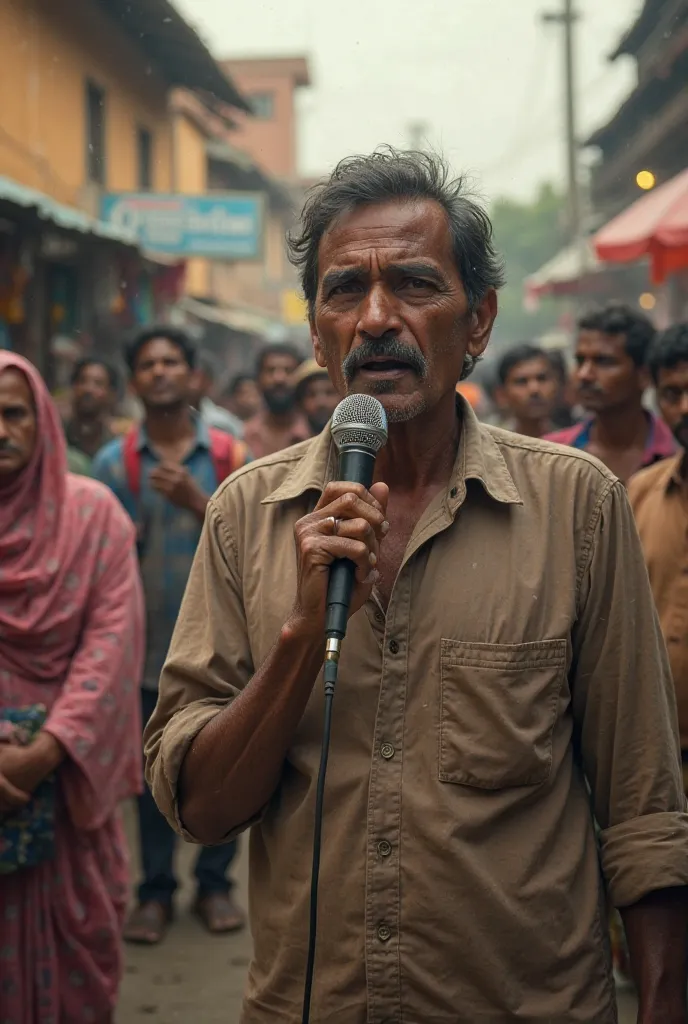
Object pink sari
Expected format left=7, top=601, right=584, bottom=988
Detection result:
left=0, top=353, right=143, bottom=1022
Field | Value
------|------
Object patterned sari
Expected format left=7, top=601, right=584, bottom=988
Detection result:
left=0, top=353, right=143, bottom=1023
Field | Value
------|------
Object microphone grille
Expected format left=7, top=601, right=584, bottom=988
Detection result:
left=331, top=394, right=388, bottom=453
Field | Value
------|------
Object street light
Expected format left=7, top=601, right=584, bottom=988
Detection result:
left=636, top=170, right=656, bottom=191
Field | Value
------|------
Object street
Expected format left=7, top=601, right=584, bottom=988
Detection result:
left=117, top=803, right=639, bottom=1023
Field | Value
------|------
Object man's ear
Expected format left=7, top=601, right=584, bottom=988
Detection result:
left=465, top=289, right=498, bottom=365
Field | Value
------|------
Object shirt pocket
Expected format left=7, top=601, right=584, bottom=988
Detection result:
left=439, top=638, right=567, bottom=789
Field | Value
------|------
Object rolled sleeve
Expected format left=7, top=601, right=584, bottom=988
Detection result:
left=144, top=497, right=255, bottom=843
left=572, top=479, right=688, bottom=908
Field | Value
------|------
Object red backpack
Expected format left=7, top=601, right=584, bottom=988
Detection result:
left=122, top=426, right=248, bottom=497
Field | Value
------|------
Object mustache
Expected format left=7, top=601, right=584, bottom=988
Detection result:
left=674, top=417, right=688, bottom=435
left=342, top=336, right=428, bottom=382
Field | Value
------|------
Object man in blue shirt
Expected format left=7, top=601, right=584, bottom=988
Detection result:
left=93, top=325, right=249, bottom=945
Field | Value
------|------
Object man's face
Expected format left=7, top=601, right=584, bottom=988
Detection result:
left=258, top=354, right=300, bottom=415
left=300, top=375, right=339, bottom=434
left=131, top=338, right=192, bottom=411
left=500, top=357, right=558, bottom=424
left=310, top=199, right=496, bottom=424
left=72, top=363, right=114, bottom=418
left=574, top=330, right=647, bottom=413
left=0, top=368, right=37, bottom=482
left=656, top=361, right=688, bottom=450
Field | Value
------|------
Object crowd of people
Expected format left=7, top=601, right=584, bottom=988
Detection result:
left=1, top=147, right=688, bottom=1023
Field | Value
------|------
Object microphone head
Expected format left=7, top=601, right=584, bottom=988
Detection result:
left=331, top=394, right=388, bottom=454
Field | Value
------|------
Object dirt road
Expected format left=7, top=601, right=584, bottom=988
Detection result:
left=117, top=803, right=639, bottom=1023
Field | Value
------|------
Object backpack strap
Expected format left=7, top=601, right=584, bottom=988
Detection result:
left=208, top=428, right=248, bottom=486
left=122, top=427, right=142, bottom=499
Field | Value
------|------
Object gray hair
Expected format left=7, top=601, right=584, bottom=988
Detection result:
left=288, top=148, right=504, bottom=378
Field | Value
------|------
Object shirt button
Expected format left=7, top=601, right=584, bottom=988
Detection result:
left=377, top=923, right=392, bottom=942
left=380, top=743, right=395, bottom=760
left=377, top=840, right=392, bottom=857
left=375, top=611, right=384, bottom=623
left=388, top=639, right=399, bottom=655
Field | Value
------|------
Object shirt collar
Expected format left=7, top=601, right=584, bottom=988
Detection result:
left=136, top=412, right=211, bottom=453
left=262, top=396, right=522, bottom=509
left=567, top=412, right=676, bottom=467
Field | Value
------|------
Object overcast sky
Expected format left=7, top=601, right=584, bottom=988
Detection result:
left=177, top=0, right=641, bottom=202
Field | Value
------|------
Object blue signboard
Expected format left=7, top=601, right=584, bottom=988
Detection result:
left=100, top=192, right=264, bottom=259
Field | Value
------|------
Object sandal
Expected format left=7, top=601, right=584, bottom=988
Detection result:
left=123, top=901, right=172, bottom=945
left=194, top=892, right=246, bottom=934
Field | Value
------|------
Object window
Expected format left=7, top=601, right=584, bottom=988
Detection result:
left=250, top=92, right=274, bottom=120
left=137, top=127, right=153, bottom=191
left=85, top=80, right=106, bottom=185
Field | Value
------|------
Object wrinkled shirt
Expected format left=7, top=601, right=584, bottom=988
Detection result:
left=629, top=452, right=688, bottom=750
left=146, top=399, right=688, bottom=1024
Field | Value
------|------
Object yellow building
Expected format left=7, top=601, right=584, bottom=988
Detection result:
left=0, top=0, right=247, bottom=375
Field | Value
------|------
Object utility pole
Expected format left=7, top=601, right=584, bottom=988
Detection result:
left=542, top=0, right=581, bottom=247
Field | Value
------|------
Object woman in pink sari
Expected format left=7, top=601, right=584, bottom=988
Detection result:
left=0, top=352, right=143, bottom=1022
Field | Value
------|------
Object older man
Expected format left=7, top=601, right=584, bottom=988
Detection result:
left=145, top=150, right=688, bottom=1024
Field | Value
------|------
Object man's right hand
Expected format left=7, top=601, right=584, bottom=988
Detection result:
left=288, top=480, right=390, bottom=637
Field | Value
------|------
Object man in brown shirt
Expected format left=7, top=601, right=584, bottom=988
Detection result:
left=243, top=343, right=311, bottom=457
left=629, top=323, right=688, bottom=783
left=145, top=151, right=688, bottom=1024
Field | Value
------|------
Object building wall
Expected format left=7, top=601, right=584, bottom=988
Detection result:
left=222, top=67, right=298, bottom=180
left=0, top=0, right=173, bottom=212
left=172, top=112, right=211, bottom=298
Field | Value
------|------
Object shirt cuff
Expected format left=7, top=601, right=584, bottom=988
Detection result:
left=600, top=810, right=688, bottom=907
left=146, top=698, right=263, bottom=845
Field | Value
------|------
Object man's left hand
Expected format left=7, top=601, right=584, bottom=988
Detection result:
left=149, top=463, right=208, bottom=519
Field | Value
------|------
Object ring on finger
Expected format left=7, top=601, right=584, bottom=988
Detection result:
left=326, top=516, right=340, bottom=535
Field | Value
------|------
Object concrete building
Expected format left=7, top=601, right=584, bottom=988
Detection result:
left=585, top=0, right=688, bottom=223
left=221, top=57, right=311, bottom=183
left=172, top=55, right=315, bottom=371
left=0, top=0, right=247, bottom=379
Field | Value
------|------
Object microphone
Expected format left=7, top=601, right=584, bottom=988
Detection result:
left=324, top=394, right=388, bottom=673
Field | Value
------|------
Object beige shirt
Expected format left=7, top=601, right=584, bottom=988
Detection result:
left=629, top=452, right=688, bottom=750
left=146, top=400, right=688, bottom=1024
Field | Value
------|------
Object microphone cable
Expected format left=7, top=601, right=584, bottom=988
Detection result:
left=301, top=658, right=338, bottom=1024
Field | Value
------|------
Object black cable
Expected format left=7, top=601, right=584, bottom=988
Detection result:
left=302, top=658, right=338, bottom=1024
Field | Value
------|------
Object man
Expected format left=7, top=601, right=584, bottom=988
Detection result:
left=189, top=353, right=245, bottom=438
left=64, top=356, right=119, bottom=460
left=221, top=373, right=262, bottom=422
left=629, top=323, right=688, bottom=790
left=145, top=151, right=688, bottom=1023
left=292, top=357, right=340, bottom=435
left=93, top=325, right=249, bottom=946
left=494, top=343, right=559, bottom=437
left=243, top=343, right=311, bottom=457
left=546, top=302, right=675, bottom=481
